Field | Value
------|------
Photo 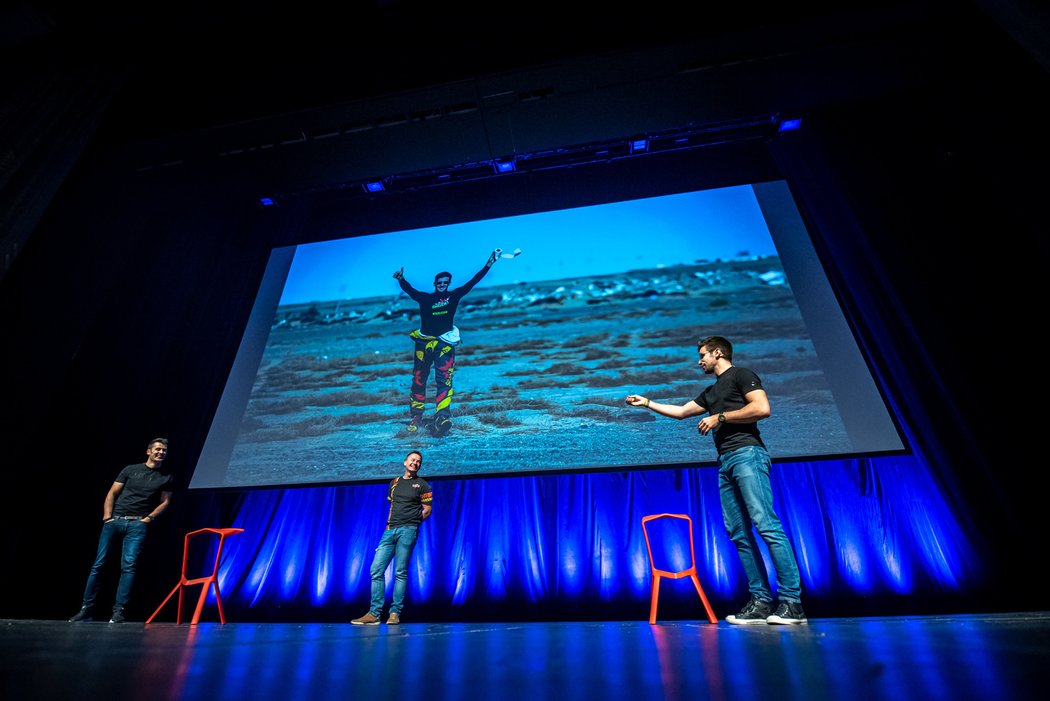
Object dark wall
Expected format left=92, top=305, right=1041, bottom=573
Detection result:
left=775, top=27, right=1050, bottom=576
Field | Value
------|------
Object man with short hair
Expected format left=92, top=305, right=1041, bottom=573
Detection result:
left=626, top=336, right=806, bottom=625
left=69, top=438, right=174, bottom=623
left=352, top=450, right=433, bottom=625
left=393, top=249, right=499, bottom=437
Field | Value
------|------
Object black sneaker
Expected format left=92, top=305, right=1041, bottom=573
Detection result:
left=68, top=607, right=93, bottom=622
left=767, top=601, right=808, bottom=625
left=725, top=596, right=773, bottom=625
left=109, top=608, right=126, bottom=624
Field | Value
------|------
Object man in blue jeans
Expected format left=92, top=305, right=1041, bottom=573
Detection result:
left=626, top=336, right=806, bottom=625
left=352, top=450, right=433, bottom=625
left=69, top=438, right=174, bottom=623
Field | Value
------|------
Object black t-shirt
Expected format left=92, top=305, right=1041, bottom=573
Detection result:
left=399, top=264, right=491, bottom=336
left=113, top=463, right=175, bottom=517
left=694, top=366, right=767, bottom=456
left=386, top=475, right=433, bottom=527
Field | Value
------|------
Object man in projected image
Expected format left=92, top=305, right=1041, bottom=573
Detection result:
left=393, top=249, right=499, bottom=437
left=352, top=450, right=432, bottom=625
left=68, top=438, right=174, bottom=624
left=625, top=336, right=806, bottom=625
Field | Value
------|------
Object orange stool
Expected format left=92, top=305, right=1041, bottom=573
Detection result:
left=641, top=514, right=717, bottom=624
left=146, top=527, right=244, bottom=625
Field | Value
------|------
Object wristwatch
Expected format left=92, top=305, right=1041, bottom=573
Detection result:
left=717, top=412, right=726, bottom=424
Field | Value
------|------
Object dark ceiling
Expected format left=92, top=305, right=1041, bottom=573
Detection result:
left=3, top=1, right=961, bottom=144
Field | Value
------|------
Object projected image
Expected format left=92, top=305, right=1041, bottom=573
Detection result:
left=193, top=181, right=903, bottom=488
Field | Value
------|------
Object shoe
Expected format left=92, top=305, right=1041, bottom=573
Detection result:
left=428, top=418, right=451, bottom=437
left=386, top=613, right=400, bottom=625
left=109, top=608, right=126, bottom=624
left=351, top=612, right=380, bottom=625
left=725, top=596, right=773, bottom=625
left=68, top=607, right=93, bottom=622
left=406, top=418, right=421, bottom=433
left=767, top=601, right=808, bottom=625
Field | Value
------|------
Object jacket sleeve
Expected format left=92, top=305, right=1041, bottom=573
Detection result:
left=452, top=262, right=492, bottom=298
left=398, top=276, right=424, bottom=301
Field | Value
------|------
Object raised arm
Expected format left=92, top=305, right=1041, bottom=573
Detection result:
left=453, top=250, right=498, bottom=297
left=393, top=266, right=423, bottom=300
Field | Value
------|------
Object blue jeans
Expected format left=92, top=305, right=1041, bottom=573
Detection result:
left=718, top=445, right=802, bottom=603
left=81, top=518, right=149, bottom=609
left=368, top=525, right=419, bottom=616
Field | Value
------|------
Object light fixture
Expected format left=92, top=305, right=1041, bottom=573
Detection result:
left=493, top=159, right=516, bottom=174
left=363, top=181, right=385, bottom=192
left=258, top=197, right=277, bottom=207
left=778, top=117, right=803, bottom=132
left=629, top=137, right=649, bottom=154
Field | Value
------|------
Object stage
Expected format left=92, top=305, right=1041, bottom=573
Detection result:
left=3, top=612, right=1049, bottom=700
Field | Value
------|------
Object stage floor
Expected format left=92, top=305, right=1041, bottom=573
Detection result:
left=3, top=612, right=1049, bottom=701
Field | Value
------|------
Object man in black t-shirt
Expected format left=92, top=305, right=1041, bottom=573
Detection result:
left=393, top=249, right=499, bottom=437
left=351, top=450, right=433, bottom=626
left=69, top=438, right=174, bottom=623
left=626, top=336, right=806, bottom=626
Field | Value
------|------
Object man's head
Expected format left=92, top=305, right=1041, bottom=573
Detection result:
left=146, top=438, right=168, bottom=465
left=697, top=336, right=732, bottom=374
left=404, top=450, right=423, bottom=475
left=433, top=272, right=451, bottom=293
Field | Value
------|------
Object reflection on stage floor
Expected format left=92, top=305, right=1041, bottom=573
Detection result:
left=3, top=612, right=1049, bottom=701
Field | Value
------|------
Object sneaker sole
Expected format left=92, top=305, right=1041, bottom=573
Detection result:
left=351, top=621, right=380, bottom=625
left=726, top=616, right=772, bottom=625
left=766, top=616, right=808, bottom=625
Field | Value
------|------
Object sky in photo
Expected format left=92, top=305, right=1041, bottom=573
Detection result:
left=277, top=184, right=778, bottom=305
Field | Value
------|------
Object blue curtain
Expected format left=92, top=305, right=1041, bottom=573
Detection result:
left=208, top=451, right=977, bottom=618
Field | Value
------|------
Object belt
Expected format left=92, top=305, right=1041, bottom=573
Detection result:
left=115, top=515, right=146, bottom=520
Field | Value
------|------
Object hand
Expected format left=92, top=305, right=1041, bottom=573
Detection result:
left=393, top=267, right=404, bottom=280
left=697, top=415, right=720, bottom=435
left=487, top=249, right=499, bottom=266
left=625, top=394, right=649, bottom=407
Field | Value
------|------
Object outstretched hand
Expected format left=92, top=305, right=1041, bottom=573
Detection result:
left=625, top=394, right=649, bottom=408
left=393, top=267, right=404, bottom=280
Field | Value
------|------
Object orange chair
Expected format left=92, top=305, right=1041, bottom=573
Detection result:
left=146, top=527, right=244, bottom=625
left=641, top=513, right=717, bottom=624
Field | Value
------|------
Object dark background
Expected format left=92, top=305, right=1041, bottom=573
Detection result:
left=2, top=0, right=1047, bottom=620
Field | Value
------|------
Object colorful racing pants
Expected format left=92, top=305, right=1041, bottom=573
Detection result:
left=409, top=333, right=456, bottom=426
